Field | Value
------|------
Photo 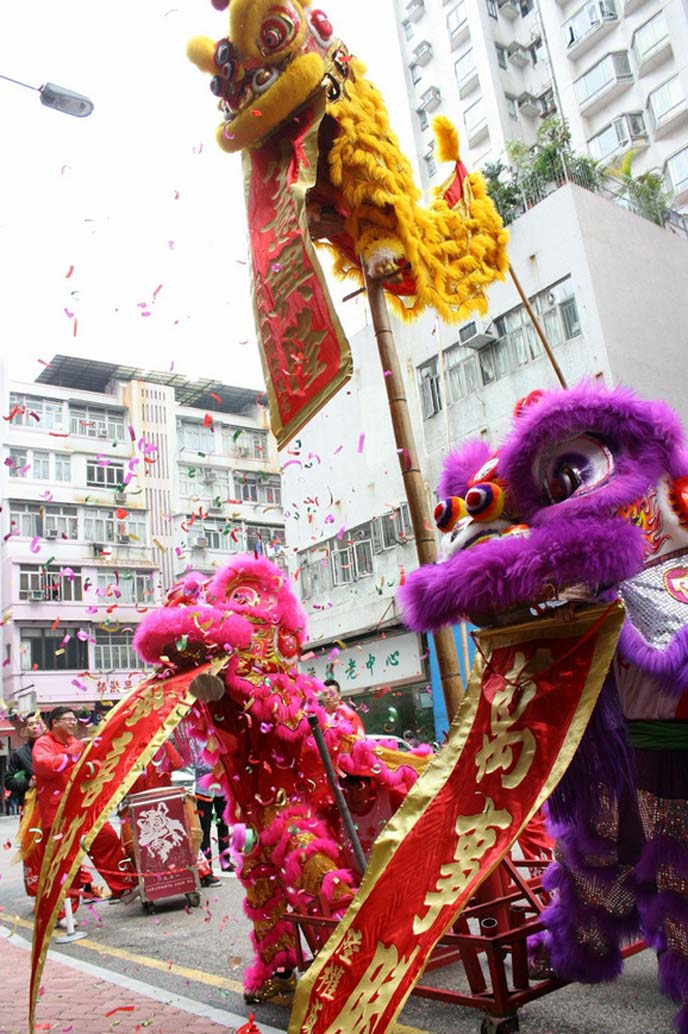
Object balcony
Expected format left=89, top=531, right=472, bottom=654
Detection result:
left=564, top=1, right=619, bottom=60
left=665, top=147, right=688, bottom=204
left=418, top=85, right=442, bottom=113
left=406, top=0, right=425, bottom=23
left=517, top=91, right=541, bottom=117
left=464, top=100, right=489, bottom=145
left=447, top=7, right=470, bottom=50
left=507, top=42, right=531, bottom=68
left=413, top=40, right=433, bottom=66
left=498, top=0, right=520, bottom=20
left=457, top=64, right=480, bottom=98
left=575, top=52, right=633, bottom=116
left=632, top=13, right=672, bottom=75
left=587, top=112, right=649, bottom=163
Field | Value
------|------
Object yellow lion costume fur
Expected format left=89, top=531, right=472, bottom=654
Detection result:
left=187, top=0, right=508, bottom=324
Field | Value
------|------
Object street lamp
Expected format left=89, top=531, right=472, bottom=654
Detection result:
left=0, top=72, right=94, bottom=117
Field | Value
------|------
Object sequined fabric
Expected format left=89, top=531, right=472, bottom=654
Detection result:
left=620, top=554, right=688, bottom=649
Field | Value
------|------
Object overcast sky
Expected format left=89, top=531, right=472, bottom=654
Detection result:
left=0, top=0, right=413, bottom=391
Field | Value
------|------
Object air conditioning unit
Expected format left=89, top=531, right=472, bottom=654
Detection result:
left=237, top=446, right=250, bottom=457
left=413, top=40, right=433, bottom=66
left=46, top=528, right=59, bottom=540
left=203, top=471, right=216, bottom=482
left=114, top=491, right=126, bottom=504
left=209, top=503, right=222, bottom=513
left=193, top=536, right=209, bottom=549
left=518, top=91, right=541, bottom=117
left=30, top=590, right=45, bottom=601
left=117, top=534, right=131, bottom=544
left=97, top=428, right=108, bottom=438
left=458, top=318, right=498, bottom=349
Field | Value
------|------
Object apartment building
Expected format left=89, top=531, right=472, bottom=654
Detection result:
left=395, top=0, right=688, bottom=207
left=0, top=355, right=284, bottom=720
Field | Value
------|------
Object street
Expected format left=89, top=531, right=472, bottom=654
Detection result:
left=0, top=814, right=677, bottom=1034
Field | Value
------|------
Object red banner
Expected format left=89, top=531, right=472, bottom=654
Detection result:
left=29, top=663, right=215, bottom=1031
left=289, top=602, right=624, bottom=1034
left=244, top=92, right=352, bottom=449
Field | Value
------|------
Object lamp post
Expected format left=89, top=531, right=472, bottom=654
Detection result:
left=0, top=73, right=94, bottom=117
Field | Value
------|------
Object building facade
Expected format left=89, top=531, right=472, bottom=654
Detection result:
left=0, top=356, right=284, bottom=722
left=395, top=0, right=688, bottom=207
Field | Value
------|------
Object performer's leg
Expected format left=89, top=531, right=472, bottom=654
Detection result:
left=214, top=795, right=231, bottom=871
left=518, top=807, right=554, bottom=861
left=536, top=784, right=642, bottom=983
left=634, top=750, right=688, bottom=1034
left=88, top=820, right=137, bottom=896
left=196, top=795, right=213, bottom=867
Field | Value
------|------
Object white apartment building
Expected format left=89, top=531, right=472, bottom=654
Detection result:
left=0, top=356, right=284, bottom=720
left=395, top=0, right=688, bottom=206
left=282, top=177, right=688, bottom=739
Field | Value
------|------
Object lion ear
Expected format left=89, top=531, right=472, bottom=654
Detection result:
left=187, top=35, right=217, bottom=74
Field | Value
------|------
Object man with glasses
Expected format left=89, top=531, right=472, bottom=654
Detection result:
left=32, top=707, right=138, bottom=914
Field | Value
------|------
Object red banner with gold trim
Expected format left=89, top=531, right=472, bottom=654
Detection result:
left=289, top=602, right=625, bottom=1034
left=28, top=662, right=219, bottom=1031
left=244, top=91, right=352, bottom=449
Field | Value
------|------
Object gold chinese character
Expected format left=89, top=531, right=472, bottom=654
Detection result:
left=413, top=797, right=511, bottom=934
left=338, top=927, right=363, bottom=967
left=475, top=649, right=548, bottom=789
left=319, top=940, right=421, bottom=1034
left=317, top=963, right=346, bottom=1001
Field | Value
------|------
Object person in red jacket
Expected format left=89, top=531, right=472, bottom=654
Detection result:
left=32, top=706, right=139, bottom=906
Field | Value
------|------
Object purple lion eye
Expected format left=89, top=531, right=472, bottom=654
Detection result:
left=539, top=434, right=614, bottom=505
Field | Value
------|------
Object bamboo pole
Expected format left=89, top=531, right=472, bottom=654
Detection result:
left=509, top=265, right=568, bottom=389
left=364, top=270, right=463, bottom=721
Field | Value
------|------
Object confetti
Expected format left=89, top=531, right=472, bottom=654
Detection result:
left=65, top=265, right=74, bottom=278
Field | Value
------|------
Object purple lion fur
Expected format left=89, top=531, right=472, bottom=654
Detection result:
left=499, top=380, right=688, bottom=523
left=619, top=623, right=688, bottom=697
left=402, top=380, right=688, bottom=1030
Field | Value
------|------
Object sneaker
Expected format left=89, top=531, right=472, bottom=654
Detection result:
left=200, top=874, right=222, bottom=888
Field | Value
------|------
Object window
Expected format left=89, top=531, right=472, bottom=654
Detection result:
left=411, top=64, right=422, bottom=85
left=262, top=477, right=282, bottom=506
left=632, top=10, right=669, bottom=68
left=487, top=0, right=498, bottom=18
left=505, top=93, right=518, bottom=119
left=519, top=0, right=533, bottom=14
left=237, top=472, right=259, bottom=503
left=419, top=358, right=443, bottom=419
left=332, top=538, right=355, bottom=586
left=560, top=297, right=582, bottom=338
left=33, top=451, right=50, bottom=479
left=587, top=112, right=647, bottom=162
left=85, top=507, right=146, bottom=544
left=648, top=76, right=686, bottom=131
left=446, top=2, right=467, bottom=42
left=455, top=48, right=477, bottom=89
left=424, top=151, right=438, bottom=177
left=20, top=566, right=83, bottom=602
left=666, top=147, right=688, bottom=197
left=464, top=97, right=488, bottom=140
left=20, top=626, right=88, bottom=671
left=69, top=405, right=125, bottom=440
left=495, top=43, right=507, bottom=69
left=94, top=627, right=139, bottom=670
left=235, top=472, right=281, bottom=505
left=179, top=420, right=216, bottom=454
left=402, top=18, right=414, bottom=40
left=378, top=504, right=413, bottom=550
left=299, top=547, right=334, bottom=600
left=417, top=107, right=429, bottom=130
left=229, top=429, right=267, bottom=460
left=87, top=460, right=125, bottom=489
left=96, top=570, right=156, bottom=605
left=574, top=52, right=632, bottom=108
left=8, top=394, right=64, bottom=430
left=8, top=449, right=27, bottom=477
left=245, top=524, right=285, bottom=556
left=564, top=1, right=617, bottom=51
left=55, top=454, right=71, bottom=482
left=9, top=502, right=78, bottom=539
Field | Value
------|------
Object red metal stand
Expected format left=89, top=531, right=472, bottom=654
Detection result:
left=287, top=855, right=646, bottom=1033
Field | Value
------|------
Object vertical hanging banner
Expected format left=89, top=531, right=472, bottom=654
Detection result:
left=244, top=91, right=352, bottom=449
left=28, top=661, right=223, bottom=1032
left=289, top=602, right=625, bottom=1034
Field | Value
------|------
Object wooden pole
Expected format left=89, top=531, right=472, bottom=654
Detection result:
left=364, top=270, right=463, bottom=721
left=509, top=265, right=568, bottom=389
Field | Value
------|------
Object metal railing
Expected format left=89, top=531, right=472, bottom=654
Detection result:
left=503, top=151, right=688, bottom=238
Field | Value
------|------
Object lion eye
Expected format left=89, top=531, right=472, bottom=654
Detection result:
left=538, top=434, right=614, bottom=505
left=252, top=67, right=279, bottom=93
left=259, top=14, right=296, bottom=55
